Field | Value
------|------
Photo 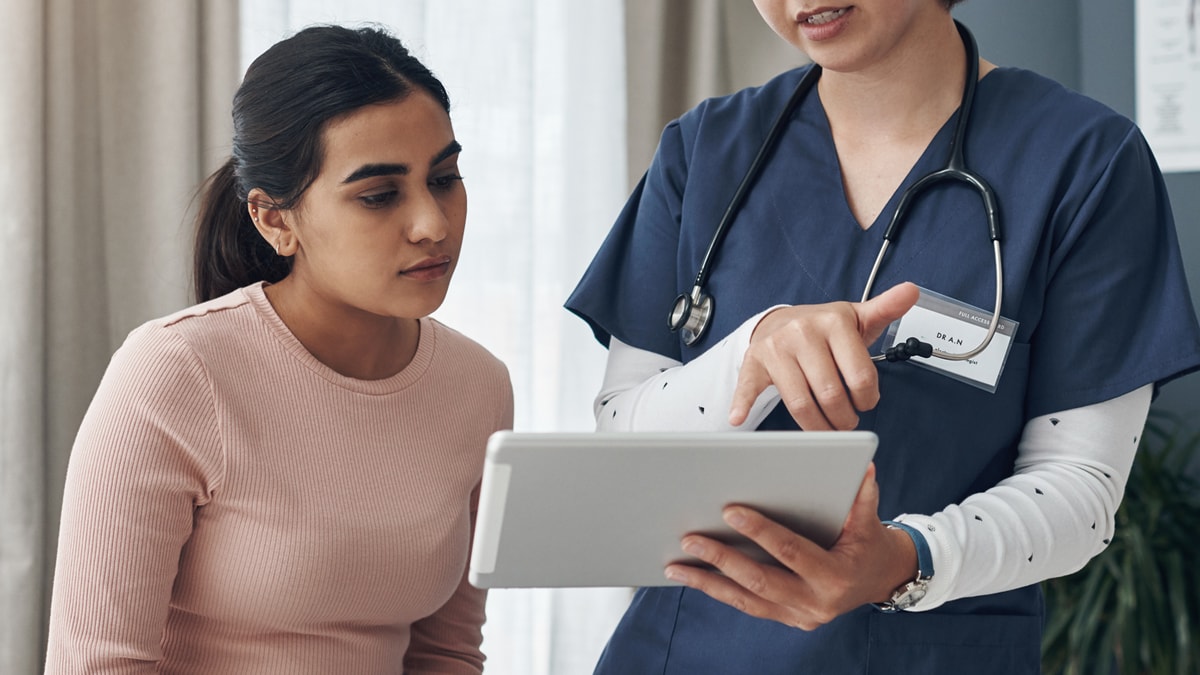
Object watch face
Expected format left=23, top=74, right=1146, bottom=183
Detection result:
left=895, top=583, right=928, bottom=610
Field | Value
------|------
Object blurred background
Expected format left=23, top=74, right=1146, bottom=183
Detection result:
left=2, top=1, right=1197, bottom=673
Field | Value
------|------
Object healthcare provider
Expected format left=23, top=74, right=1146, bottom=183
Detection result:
left=566, top=1, right=1200, bottom=673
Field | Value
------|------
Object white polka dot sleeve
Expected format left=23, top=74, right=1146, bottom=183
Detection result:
left=894, top=383, right=1150, bottom=611
left=593, top=318, right=1151, bottom=609
left=593, top=309, right=782, bottom=432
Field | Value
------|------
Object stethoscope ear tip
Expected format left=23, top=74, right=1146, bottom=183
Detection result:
left=879, top=337, right=935, bottom=363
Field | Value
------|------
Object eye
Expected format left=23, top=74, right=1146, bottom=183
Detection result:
left=358, top=190, right=398, bottom=208
left=430, top=174, right=464, bottom=191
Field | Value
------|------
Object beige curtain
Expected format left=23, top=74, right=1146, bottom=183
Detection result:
left=0, top=1, right=240, bottom=671
left=624, top=0, right=806, bottom=186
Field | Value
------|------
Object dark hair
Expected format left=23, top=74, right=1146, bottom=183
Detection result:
left=944, top=0, right=967, bottom=7
left=193, top=25, right=451, bottom=302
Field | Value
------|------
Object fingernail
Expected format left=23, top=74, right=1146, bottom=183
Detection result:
left=665, top=567, right=688, bottom=584
left=682, top=539, right=706, bottom=557
left=724, top=509, right=747, bottom=529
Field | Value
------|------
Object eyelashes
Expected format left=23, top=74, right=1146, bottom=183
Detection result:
left=430, top=174, right=465, bottom=190
left=352, top=171, right=460, bottom=206
left=358, top=191, right=398, bottom=208
left=356, top=175, right=464, bottom=209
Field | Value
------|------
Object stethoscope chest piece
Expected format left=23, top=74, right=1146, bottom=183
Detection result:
left=669, top=288, right=713, bottom=346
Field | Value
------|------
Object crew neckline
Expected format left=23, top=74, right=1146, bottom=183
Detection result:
left=242, top=282, right=436, bottom=395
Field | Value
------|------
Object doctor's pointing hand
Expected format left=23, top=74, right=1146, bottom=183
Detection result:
left=730, top=282, right=921, bottom=431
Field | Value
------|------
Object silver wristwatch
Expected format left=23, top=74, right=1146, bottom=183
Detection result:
left=875, top=520, right=934, bottom=613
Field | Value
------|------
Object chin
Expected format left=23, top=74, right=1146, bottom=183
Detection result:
left=398, top=296, right=449, bottom=320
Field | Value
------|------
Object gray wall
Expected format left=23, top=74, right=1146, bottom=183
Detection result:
left=957, top=0, right=1200, bottom=419
left=955, top=2, right=1082, bottom=90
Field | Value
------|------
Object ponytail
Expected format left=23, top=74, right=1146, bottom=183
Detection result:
left=192, top=159, right=290, bottom=303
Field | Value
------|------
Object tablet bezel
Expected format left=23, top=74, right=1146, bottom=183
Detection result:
left=469, top=430, right=877, bottom=589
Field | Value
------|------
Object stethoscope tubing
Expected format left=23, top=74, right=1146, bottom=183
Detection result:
left=668, top=65, right=822, bottom=345
left=691, top=65, right=822, bottom=294
left=863, top=240, right=1003, bottom=363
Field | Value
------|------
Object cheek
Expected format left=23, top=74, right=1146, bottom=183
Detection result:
left=752, top=0, right=793, bottom=40
left=444, top=194, right=468, bottom=243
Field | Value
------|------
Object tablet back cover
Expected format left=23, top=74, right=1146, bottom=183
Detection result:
left=469, top=430, right=877, bottom=588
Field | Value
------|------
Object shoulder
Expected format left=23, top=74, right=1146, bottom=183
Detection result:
left=109, top=287, right=259, bottom=390
left=976, top=68, right=1138, bottom=155
left=137, top=286, right=265, bottom=363
left=155, top=286, right=252, bottom=326
left=87, top=307, right=223, bottom=449
left=647, top=65, right=815, bottom=189
left=153, top=286, right=256, bottom=336
left=685, top=65, right=811, bottom=119
left=76, top=305, right=227, bottom=501
left=425, top=319, right=513, bottom=428
left=971, top=67, right=1157, bottom=230
left=982, top=68, right=1119, bottom=117
left=123, top=286, right=259, bottom=363
left=668, top=65, right=816, bottom=153
left=425, top=319, right=511, bottom=385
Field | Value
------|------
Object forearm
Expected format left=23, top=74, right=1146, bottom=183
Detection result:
left=595, top=310, right=781, bottom=432
left=891, top=385, right=1150, bottom=610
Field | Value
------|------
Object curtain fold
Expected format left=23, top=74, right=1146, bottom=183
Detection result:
left=1, top=2, right=239, bottom=671
left=1, top=4, right=48, bottom=674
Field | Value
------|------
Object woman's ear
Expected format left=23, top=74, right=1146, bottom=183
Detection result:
left=247, top=188, right=295, bottom=257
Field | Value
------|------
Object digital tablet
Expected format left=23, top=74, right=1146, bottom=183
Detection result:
left=469, top=430, right=877, bottom=589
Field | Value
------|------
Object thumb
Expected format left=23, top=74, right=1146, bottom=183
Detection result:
left=841, top=463, right=881, bottom=534
left=855, top=282, right=920, bottom=344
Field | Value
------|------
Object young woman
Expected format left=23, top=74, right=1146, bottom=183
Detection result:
left=45, top=25, right=512, bottom=674
left=567, top=1, right=1200, bottom=673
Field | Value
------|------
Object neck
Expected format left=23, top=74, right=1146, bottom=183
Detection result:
left=818, top=19, right=983, bottom=144
left=264, top=278, right=420, bottom=380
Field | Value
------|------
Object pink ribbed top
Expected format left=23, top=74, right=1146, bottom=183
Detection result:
left=46, top=283, right=513, bottom=674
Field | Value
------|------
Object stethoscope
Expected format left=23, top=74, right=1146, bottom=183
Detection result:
left=668, top=21, right=1003, bottom=364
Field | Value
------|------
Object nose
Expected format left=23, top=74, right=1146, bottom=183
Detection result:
left=407, top=189, right=450, bottom=244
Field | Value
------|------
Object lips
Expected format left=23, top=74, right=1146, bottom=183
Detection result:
left=803, top=8, right=849, bottom=25
left=796, top=6, right=852, bottom=40
left=399, top=255, right=452, bottom=281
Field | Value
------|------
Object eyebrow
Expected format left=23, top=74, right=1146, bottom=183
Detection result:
left=340, top=140, right=463, bottom=184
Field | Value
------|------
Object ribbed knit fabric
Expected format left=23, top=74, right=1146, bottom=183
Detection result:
left=45, top=282, right=513, bottom=674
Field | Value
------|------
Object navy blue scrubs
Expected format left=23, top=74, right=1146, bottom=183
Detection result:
left=565, top=64, right=1200, bottom=674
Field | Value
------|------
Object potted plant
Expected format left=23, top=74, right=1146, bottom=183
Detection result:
left=1041, top=409, right=1200, bottom=674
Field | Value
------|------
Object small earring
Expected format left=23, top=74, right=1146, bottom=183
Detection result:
left=274, top=238, right=282, bottom=256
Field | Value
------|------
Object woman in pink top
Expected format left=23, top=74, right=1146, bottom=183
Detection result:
left=46, top=25, right=513, bottom=674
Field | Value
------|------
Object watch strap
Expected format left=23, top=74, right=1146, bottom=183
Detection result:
left=882, top=520, right=934, bottom=580
left=873, top=520, right=935, bottom=613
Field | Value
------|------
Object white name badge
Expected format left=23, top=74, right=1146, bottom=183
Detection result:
left=881, top=286, right=1019, bottom=393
